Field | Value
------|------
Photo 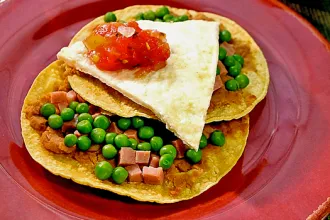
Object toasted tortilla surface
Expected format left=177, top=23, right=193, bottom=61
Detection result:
left=21, top=60, right=249, bottom=203
left=68, top=5, right=269, bottom=123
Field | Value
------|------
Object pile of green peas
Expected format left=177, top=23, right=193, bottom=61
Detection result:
left=217, top=30, right=250, bottom=91
left=40, top=99, right=226, bottom=183
left=135, top=6, right=188, bottom=22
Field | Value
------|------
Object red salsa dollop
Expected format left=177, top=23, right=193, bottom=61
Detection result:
left=84, top=21, right=171, bottom=71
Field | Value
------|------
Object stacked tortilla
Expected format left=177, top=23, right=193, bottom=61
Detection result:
left=21, top=5, right=269, bottom=203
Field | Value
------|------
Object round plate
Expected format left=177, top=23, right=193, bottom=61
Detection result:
left=1, top=0, right=329, bottom=219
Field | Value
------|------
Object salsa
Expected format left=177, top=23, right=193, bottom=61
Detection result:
left=84, top=21, right=171, bottom=71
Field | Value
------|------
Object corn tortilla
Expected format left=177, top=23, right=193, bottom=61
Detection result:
left=69, top=5, right=269, bottom=122
left=21, top=60, right=249, bottom=203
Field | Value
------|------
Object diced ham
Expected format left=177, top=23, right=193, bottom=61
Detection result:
left=74, top=130, right=82, bottom=137
left=218, top=60, right=228, bottom=76
left=88, top=105, right=99, bottom=115
left=125, top=164, right=143, bottom=182
left=58, top=102, right=68, bottom=112
left=203, top=124, right=216, bottom=139
left=62, top=115, right=78, bottom=132
left=142, top=167, right=164, bottom=185
left=66, top=90, right=77, bottom=103
left=220, top=42, right=235, bottom=56
left=149, top=154, right=160, bottom=168
left=124, top=129, right=138, bottom=140
left=213, top=75, right=224, bottom=92
left=107, top=122, right=123, bottom=134
left=92, top=113, right=101, bottom=119
left=76, top=94, right=86, bottom=103
left=50, top=91, right=68, bottom=104
left=118, top=147, right=136, bottom=166
left=136, top=151, right=150, bottom=165
left=171, top=139, right=186, bottom=159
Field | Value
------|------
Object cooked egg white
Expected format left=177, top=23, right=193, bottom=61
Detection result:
left=57, top=20, right=219, bottom=150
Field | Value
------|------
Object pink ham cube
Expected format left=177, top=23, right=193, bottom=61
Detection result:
left=118, top=147, right=136, bottom=166
left=136, top=151, right=150, bottom=166
left=50, top=91, right=68, bottom=104
left=149, top=154, right=160, bottom=168
left=125, top=164, right=143, bottom=182
left=171, top=139, right=186, bottom=159
left=107, top=122, right=123, bottom=134
left=142, top=166, right=164, bottom=185
left=124, top=129, right=138, bottom=140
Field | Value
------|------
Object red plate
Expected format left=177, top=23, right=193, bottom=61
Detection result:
left=1, top=0, right=329, bottom=219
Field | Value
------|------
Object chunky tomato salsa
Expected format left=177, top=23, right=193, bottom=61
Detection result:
left=84, top=21, right=170, bottom=71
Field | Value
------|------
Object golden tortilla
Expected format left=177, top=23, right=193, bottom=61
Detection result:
left=68, top=5, right=269, bottom=122
left=21, top=60, right=249, bottom=203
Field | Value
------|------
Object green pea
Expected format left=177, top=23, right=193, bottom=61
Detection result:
left=77, top=136, right=92, bottom=151
left=76, top=103, right=89, bottom=114
left=77, top=120, right=93, bottom=134
left=94, top=161, right=113, bottom=180
left=132, top=117, right=144, bottom=129
left=144, top=10, right=156, bottom=21
left=163, top=14, right=174, bottom=22
left=93, top=115, right=110, bottom=130
left=90, top=128, right=106, bottom=144
left=225, top=79, right=240, bottom=91
left=218, top=47, right=227, bottom=60
left=216, top=66, right=220, bottom=75
left=159, top=144, right=177, bottom=158
left=48, top=114, right=63, bottom=129
left=178, top=15, right=189, bottom=21
left=111, top=167, right=128, bottom=184
left=105, top=132, right=117, bottom=145
left=78, top=113, right=93, bottom=124
left=224, top=56, right=236, bottom=67
left=60, top=108, right=75, bottom=121
left=137, top=142, right=151, bottom=151
left=104, top=12, right=117, bottom=22
left=102, top=144, right=117, bottom=159
left=155, top=6, right=170, bottom=18
left=155, top=18, right=163, bottom=22
left=135, top=13, right=144, bottom=20
left=235, top=74, right=250, bottom=89
left=129, top=138, right=138, bottom=150
left=233, top=54, right=244, bottom=66
left=172, top=17, right=180, bottom=22
left=228, top=64, right=241, bottom=77
left=64, top=134, right=77, bottom=147
left=199, top=134, right=208, bottom=149
left=220, top=30, right=232, bottom=42
left=159, top=154, right=174, bottom=170
left=114, top=134, right=130, bottom=148
left=210, top=130, right=225, bottom=146
left=150, top=136, right=163, bottom=151
left=186, top=149, right=202, bottom=164
left=117, top=118, right=131, bottom=130
left=69, top=101, right=79, bottom=111
left=40, top=103, right=56, bottom=118
left=138, top=126, right=154, bottom=140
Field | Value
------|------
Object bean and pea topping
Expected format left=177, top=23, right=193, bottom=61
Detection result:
left=39, top=97, right=227, bottom=184
left=217, top=29, right=250, bottom=91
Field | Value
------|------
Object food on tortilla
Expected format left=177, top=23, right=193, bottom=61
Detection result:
left=58, top=19, right=220, bottom=151
left=20, top=5, right=264, bottom=203
left=21, top=60, right=249, bottom=202
left=66, top=5, right=269, bottom=124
